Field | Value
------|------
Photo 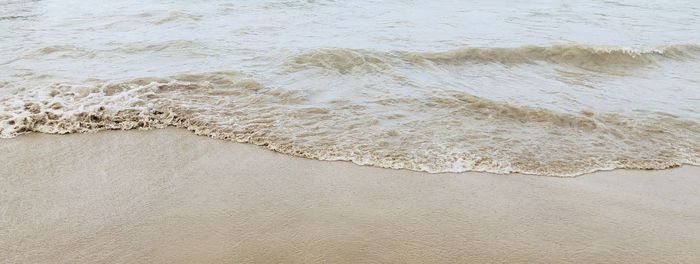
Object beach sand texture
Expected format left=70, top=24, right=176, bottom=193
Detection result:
left=2, top=128, right=699, bottom=263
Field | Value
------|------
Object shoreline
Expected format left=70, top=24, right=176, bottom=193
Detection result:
left=4, top=128, right=695, bottom=178
left=2, top=128, right=699, bottom=263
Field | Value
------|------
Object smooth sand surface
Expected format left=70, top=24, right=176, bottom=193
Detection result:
left=1, top=128, right=699, bottom=263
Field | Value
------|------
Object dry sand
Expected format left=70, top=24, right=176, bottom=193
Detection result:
left=1, top=128, right=699, bottom=263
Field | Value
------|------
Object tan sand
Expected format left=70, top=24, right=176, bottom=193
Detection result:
left=1, top=128, right=699, bottom=263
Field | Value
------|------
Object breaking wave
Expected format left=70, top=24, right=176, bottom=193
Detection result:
left=1, top=70, right=698, bottom=177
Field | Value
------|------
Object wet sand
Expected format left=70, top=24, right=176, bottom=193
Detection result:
left=1, top=128, right=699, bottom=263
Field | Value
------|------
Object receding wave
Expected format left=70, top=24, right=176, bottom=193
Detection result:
left=1, top=71, right=698, bottom=176
left=289, top=44, right=700, bottom=73
left=29, top=45, right=96, bottom=59
left=23, top=40, right=210, bottom=60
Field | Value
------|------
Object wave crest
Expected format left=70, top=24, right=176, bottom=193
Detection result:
left=288, top=44, right=700, bottom=73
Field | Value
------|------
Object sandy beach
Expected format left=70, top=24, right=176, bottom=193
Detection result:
left=1, top=128, right=699, bottom=263
left=3, top=1, right=700, bottom=263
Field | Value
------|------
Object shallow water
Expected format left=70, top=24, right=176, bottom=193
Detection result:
left=1, top=0, right=699, bottom=176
